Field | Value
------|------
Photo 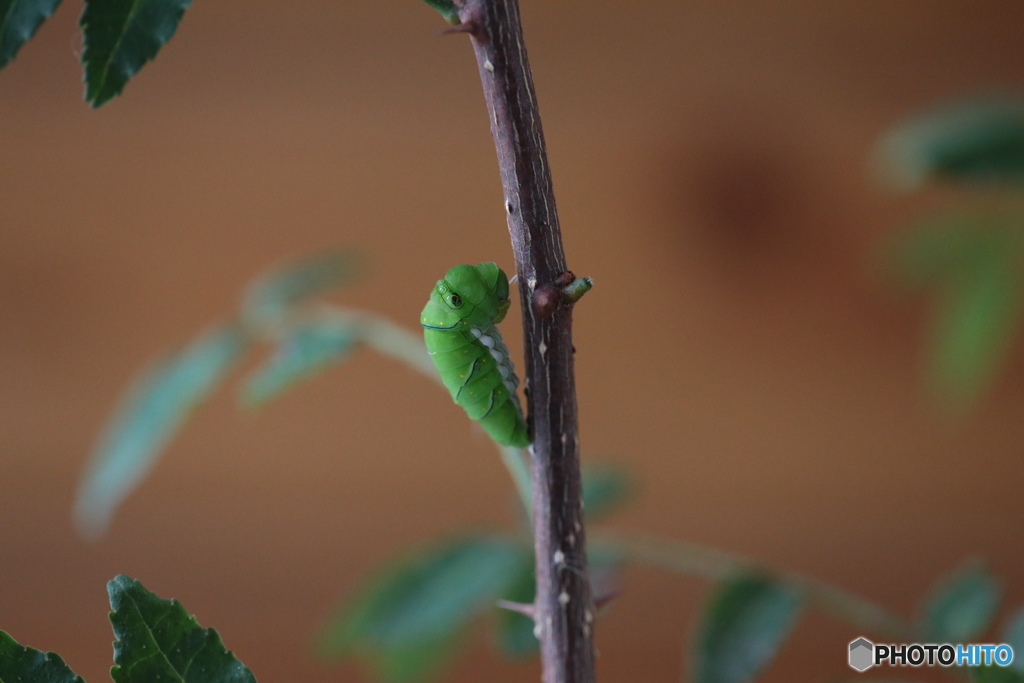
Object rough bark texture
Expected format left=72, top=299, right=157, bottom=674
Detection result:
left=457, top=1, right=596, bottom=682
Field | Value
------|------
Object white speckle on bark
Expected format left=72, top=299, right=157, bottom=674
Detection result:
left=585, top=610, right=594, bottom=624
left=559, top=591, right=570, bottom=606
left=528, top=277, right=537, bottom=290
left=539, top=342, right=548, bottom=357
left=484, top=59, right=494, bottom=72
left=533, top=622, right=542, bottom=638
left=553, top=550, right=565, bottom=565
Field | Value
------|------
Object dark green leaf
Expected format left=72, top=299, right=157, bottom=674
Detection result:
left=692, top=574, right=803, bottom=683
left=80, top=0, right=193, bottom=107
left=495, top=564, right=537, bottom=658
left=108, top=575, right=256, bottom=683
left=241, top=251, right=358, bottom=326
left=321, top=535, right=528, bottom=681
left=1002, top=605, right=1024, bottom=672
left=971, top=666, right=1024, bottom=683
left=240, top=319, right=359, bottom=408
left=582, top=464, right=632, bottom=520
left=419, top=0, right=459, bottom=24
left=877, top=98, right=1024, bottom=188
left=918, top=560, right=1001, bottom=642
left=0, top=630, right=85, bottom=683
left=0, top=0, right=63, bottom=68
left=75, top=324, right=249, bottom=538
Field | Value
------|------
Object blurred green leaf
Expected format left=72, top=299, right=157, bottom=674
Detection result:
left=887, top=218, right=1024, bottom=407
left=918, top=560, right=1001, bottom=642
left=1002, top=605, right=1024, bottom=672
left=108, top=574, right=256, bottom=683
left=81, top=0, right=193, bottom=107
left=692, top=575, right=803, bottom=683
left=971, top=666, right=1024, bottom=683
left=0, top=0, right=63, bottom=69
left=242, top=251, right=358, bottom=326
left=877, top=98, right=1024, bottom=189
left=929, top=253, right=1022, bottom=406
left=321, top=535, right=528, bottom=682
left=886, top=214, right=995, bottom=289
left=582, top=464, right=633, bottom=520
left=241, top=319, right=359, bottom=408
left=76, top=324, right=249, bottom=538
left=0, top=630, right=85, bottom=683
left=419, top=0, right=458, bottom=24
left=367, top=635, right=456, bottom=683
left=495, top=563, right=537, bottom=658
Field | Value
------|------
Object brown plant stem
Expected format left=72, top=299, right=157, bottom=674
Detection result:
left=456, top=1, right=596, bottom=681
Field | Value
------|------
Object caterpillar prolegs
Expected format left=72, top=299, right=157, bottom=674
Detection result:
left=421, top=263, right=530, bottom=447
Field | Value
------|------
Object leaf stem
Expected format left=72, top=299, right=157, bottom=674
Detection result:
left=500, top=446, right=534, bottom=515
left=592, top=530, right=915, bottom=642
left=313, top=305, right=535, bottom=515
left=313, top=307, right=438, bottom=379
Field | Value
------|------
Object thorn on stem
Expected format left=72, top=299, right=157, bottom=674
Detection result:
left=594, top=587, right=623, bottom=611
left=453, top=3, right=487, bottom=41
left=438, top=21, right=476, bottom=36
left=497, top=599, right=536, bottom=619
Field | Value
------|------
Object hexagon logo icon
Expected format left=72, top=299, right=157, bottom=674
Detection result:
left=849, top=637, right=874, bottom=672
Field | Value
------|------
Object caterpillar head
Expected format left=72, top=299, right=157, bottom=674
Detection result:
left=421, top=262, right=511, bottom=330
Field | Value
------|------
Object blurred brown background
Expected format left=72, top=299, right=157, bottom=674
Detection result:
left=3, top=1, right=1024, bottom=681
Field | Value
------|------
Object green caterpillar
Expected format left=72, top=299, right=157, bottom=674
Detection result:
left=421, top=263, right=530, bottom=447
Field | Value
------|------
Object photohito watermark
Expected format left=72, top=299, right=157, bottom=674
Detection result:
left=849, top=637, right=1015, bottom=672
